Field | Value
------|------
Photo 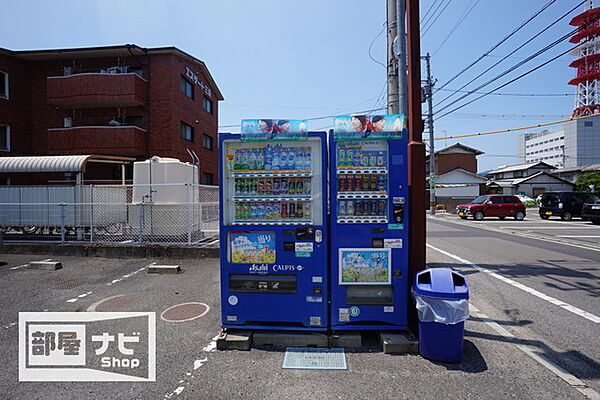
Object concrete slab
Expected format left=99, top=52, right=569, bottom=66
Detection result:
left=28, top=261, right=62, bottom=270
left=253, top=331, right=328, bottom=348
left=379, top=331, right=418, bottom=354
left=217, top=330, right=252, bottom=351
left=329, top=332, right=362, bottom=348
left=147, top=264, right=181, bottom=274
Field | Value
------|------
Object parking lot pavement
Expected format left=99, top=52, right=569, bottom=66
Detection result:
left=1, top=252, right=597, bottom=399
left=433, top=212, right=600, bottom=248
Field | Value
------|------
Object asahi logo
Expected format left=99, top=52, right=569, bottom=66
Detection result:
left=248, top=264, right=304, bottom=273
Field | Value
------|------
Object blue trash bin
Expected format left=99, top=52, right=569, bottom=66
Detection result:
left=413, top=268, right=469, bottom=363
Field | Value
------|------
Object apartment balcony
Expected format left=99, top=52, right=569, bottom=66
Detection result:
left=47, top=126, right=146, bottom=157
left=47, top=73, right=147, bottom=108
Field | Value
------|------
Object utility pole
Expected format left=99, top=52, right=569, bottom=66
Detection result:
left=387, top=0, right=399, bottom=114
left=422, top=53, right=436, bottom=215
left=396, top=0, right=408, bottom=115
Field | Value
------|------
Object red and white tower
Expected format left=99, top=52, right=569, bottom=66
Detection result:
left=569, top=1, right=600, bottom=117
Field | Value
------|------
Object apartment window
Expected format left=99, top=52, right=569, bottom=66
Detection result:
left=203, top=96, right=213, bottom=114
left=0, top=71, right=7, bottom=99
left=180, top=76, right=194, bottom=99
left=585, top=121, right=593, bottom=127
left=181, top=122, right=194, bottom=142
left=203, top=172, right=214, bottom=185
left=513, top=171, right=523, bottom=178
left=203, top=134, right=213, bottom=150
left=0, top=124, right=10, bottom=151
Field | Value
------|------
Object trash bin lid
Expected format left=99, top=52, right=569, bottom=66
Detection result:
left=413, top=268, right=469, bottom=300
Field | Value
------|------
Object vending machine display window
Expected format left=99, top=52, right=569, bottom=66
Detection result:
left=335, top=141, right=389, bottom=224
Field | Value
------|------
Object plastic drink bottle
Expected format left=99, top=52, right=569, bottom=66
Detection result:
left=339, top=200, right=347, bottom=216
left=264, top=145, right=273, bottom=171
left=347, top=200, right=355, bottom=216
left=272, top=149, right=280, bottom=170
left=369, top=152, right=377, bottom=167
left=377, top=151, right=385, bottom=167
left=280, top=148, right=288, bottom=170
left=296, top=147, right=304, bottom=170
left=288, top=148, right=296, bottom=170
left=354, top=148, right=362, bottom=167
left=257, top=148, right=265, bottom=170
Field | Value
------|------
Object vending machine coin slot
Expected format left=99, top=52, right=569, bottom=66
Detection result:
left=393, top=204, right=404, bottom=224
left=372, top=238, right=384, bottom=248
left=371, top=228, right=385, bottom=233
left=313, top=286, right=323, bottom=295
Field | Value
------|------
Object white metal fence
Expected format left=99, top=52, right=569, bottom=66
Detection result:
left=0, top=184, right=219, bottom=245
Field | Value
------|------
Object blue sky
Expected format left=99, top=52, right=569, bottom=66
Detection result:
left=0, top=0, right=586, bottom=171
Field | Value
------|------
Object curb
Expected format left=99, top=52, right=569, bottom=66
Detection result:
left=0, top=243, right=220, bottom=259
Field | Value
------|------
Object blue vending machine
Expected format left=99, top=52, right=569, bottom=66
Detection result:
left=219, top=125, right=328, bottom=331
left=329, top=115, right=409, bottom=331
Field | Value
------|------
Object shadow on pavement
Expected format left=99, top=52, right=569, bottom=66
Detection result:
left=427, top=339, right=488, bottom=373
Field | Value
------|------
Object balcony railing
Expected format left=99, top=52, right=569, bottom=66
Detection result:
left=47, top=73, right=147, bottom=108
left=47, top=126, right=146, bottom=157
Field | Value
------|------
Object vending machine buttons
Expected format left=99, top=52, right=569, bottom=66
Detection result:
left=393, top=204, right=404, bottom=223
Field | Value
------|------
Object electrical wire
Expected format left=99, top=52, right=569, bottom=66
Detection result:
left=434, top=0, right=556, bottom=93
left=436, top=25, right=584, bottom=117
left=432, top=0, right=480, bottom=56
left=425, top=113, right=600, bottom=141
left=421, top=0, right=446, bottom=31
left=421, top=0, right=453, bottom=38
left=437, top=88, right=574, bottom=97
left=435, top=0, right=585, bottom=107
left=421, top=0, right=442, bottom=24
left=368, top=22, right=387, bottom=70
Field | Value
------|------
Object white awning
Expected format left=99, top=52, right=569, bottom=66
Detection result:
left=0, top=155, right=134, bottom=173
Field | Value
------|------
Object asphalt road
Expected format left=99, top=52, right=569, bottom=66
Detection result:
left=0, top=216, right=598, bottom=399
left=427, top=215, right=600, bottom=396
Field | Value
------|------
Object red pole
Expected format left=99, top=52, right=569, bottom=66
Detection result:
left=406, top=0, right=426, bottom=328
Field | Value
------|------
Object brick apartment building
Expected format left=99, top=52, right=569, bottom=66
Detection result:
left=0, top=44, right=223, bottom=185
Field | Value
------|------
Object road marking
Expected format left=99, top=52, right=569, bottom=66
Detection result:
left=500, top=226, right=600, bottom=230
left=556, top=235, right=600, bottom=238
left=164, top=335, right=221, bottom=399
left=427, top=243, right=600, bottom=324
left=87, top=294, right=126, bottom=312
left=66, top=291, right=92, bottom=303
left=470, top=304, right=600, bottom=400
left=107, top=264, right=151, bottom=286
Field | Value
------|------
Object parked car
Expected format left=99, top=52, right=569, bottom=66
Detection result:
left=581, top=194, right=600, bottom=225
left=539, top=191, right=599, bottom=221
left=456, top=195, right=526, bottom=221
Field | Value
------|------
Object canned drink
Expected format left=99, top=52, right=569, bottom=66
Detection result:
left=370, top=200, right=377, bottom=216
left=347, top=200, right=355, bottom=216
left=364, top=200, right=371, bottom=216
left=264, top=202, right=272, bottom=219
left=281, top=202, right=288, bottom=219
left=289, top=202, right=296, bottom=218
left=361, top=151, right=369, bottom=167
left=339, top=200, right=347, bottom=216
left=250, top=203, right=257, bottom=219
left=235, top=203, right=241, bottom=219
left=297, top=202, right=304, bottom=219
left=354, top=200, right=362, bottom=216
left=362, top=175, right=369, bottom=191
left=273, top=177, right=280, bottom=195
left=296, top=177, right=304, bottom=194
left=273, top=202, right=281, bottom=218
left=338, top=148, right=346, bottom=166
left=304, top=178, right=311, bottom=194
left=346, top=148, right=354, bottom=166
left=289, top=178, right=296, bottom=195
left=377, top=175, right=386, bottom=191
left=266, top=178, right=273, bottom=195
left=370, top=175, right=377, bottom=191
left=353, top=148, right=362, bottom=167
left=281, top=178, right=288, bottom=195
left=304, top=204, right=311, bottom=219
left=379, top=200, right=386, bottom=215
left=258, top=178, right=265, bottom=194
left=339, top=175, right=345, bottom=192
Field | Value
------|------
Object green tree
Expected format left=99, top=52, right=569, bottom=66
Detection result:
left=574, top=172, right=600, bottom=192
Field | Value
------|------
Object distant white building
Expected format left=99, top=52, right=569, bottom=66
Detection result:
left=516, top=115, right=600, bottom=168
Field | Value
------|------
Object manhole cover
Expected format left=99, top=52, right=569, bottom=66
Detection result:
left=160, top=302, right=209, bottom=322
left=282, top=347, right=347, bottom=370
left=49, top=280, right=82, bottom=290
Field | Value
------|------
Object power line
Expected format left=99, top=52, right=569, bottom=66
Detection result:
left=432, top=0, right=480, bottom=55
left=437, top=88, right=574, bottom=97
left=436, top=25, right=583, bottom=117
left=434, top=0, right=556, bottom=93
left=436, top=0, right=585, bottom=107
left=368, top=21, right=387, bottom=70
left=425, top=113, right=600, bottom=141
left=421, top=0, right=442, bottom=24
left=421, top=0, right=453, bottom=38
left=421, top=0, right=446, bottom=30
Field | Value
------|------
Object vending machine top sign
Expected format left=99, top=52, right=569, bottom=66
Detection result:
left=241, top=119, right=308, bottom=142
left=333, top=114, right=406, bottom=140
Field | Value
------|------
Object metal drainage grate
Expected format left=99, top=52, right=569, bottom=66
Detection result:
left=282, top=347, right=347, bottom=370
left=49, top=280, right=82, bottom=290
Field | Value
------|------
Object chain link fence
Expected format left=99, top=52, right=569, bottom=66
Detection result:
left=0, top=184, right=219, bottom=245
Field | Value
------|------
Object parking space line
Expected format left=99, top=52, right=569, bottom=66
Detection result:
left=470, top=304, right=600, bottom=400
left=427, top=243, right=600, bottom=324
left=556, top=235, right=600, bottom=238
left=106, top=263, right=152, bottom=286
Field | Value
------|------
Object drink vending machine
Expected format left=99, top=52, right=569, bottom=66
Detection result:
left=329, top=115, right=409, bottom=330
left=219, top=120, right=328, bottom=330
